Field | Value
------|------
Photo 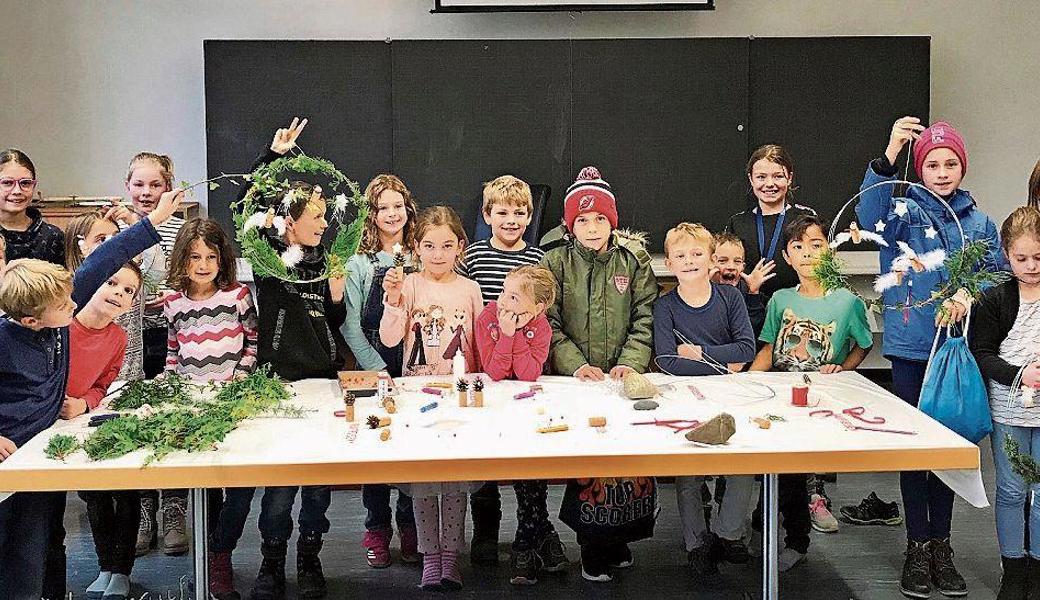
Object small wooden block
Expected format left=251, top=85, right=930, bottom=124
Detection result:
left=751, top=417, right=772, bottom=429
left=588, top=416, right=607, bottom=427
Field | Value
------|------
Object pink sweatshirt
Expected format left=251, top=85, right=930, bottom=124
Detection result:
left=379, top=273, right=484, bottom=377
left=475, top=302, right=551, bottom=382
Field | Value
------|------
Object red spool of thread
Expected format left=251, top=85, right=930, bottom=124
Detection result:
left=792, top=385, right=809, bottom=407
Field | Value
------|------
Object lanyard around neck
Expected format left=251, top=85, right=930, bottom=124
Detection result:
left=756, top=205, right=787, bottom=261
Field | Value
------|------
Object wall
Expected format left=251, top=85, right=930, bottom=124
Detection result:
left=1, top=0, right=1036, bottom=222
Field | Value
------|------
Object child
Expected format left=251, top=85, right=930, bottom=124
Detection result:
left=160, top=218, right=257, bottom=599
left=855, top=118, right=1007, bottom=599
left=341, top=174, right=420, bottom=569
left=474, top=265, right=568, bottom=584
left=380, top=205, right=484, bottom=590
left=0, top=148, right=65, bottom=265
left=748, top=214, right=873, bottom=572
left=67, top=260, right=145, bottom=600
left=653, top=223, right=756, bottom=578
left=244, top=118, right=343, bottom=600
left=0, top=189, right=182, bottom=600
left=725, top=144, right=816, bottom=300
left=540, top=166, right=658, bottom=583
left=123, top=152, right=192, bottom=558
left=458, top=175, right=546, bottom=564
left=712, top=231, right=771, bottom=338
left=971, top=206, right=1040, bottom=599
left=65, top=209, right=150, bottom=382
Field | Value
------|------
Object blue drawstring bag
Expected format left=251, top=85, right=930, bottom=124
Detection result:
left=919, top=310, right=992, bottom=443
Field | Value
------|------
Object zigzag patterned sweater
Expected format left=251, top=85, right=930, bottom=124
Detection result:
left=163, top=283, right=258, bottom=383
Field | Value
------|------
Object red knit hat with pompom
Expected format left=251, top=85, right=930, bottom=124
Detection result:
left=563, top=166, right=618, bottom=233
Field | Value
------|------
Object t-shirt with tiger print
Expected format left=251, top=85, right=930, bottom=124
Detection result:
left=759, top=287, right=873, bottom=372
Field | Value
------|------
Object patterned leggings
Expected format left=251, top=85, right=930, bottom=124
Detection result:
left=513, top=480, right=557, bottom=551
left=414, top=493, right=467, bottom=554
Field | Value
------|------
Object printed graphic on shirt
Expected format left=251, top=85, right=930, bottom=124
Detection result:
left=614, top=275, right=630, bottom=294
left=773, top=308, right=836, bottom=372
left=406, top=304, right=470, bottom=375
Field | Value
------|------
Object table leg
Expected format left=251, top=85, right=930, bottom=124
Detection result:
left=762, top=474, right=779, bottom=600
left=191, top=488, right=208, bottom=599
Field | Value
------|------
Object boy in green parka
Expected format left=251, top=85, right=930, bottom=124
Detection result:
left=540, top=166, right=658, bottom=582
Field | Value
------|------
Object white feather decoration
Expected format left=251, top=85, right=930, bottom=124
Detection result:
left=271, top=216, right=286, bottom=236
left=874, top=271, right=903, bottom=293
left=280, top=244, right=304, bottom=269
left=243, top=211, right=267, bottom=232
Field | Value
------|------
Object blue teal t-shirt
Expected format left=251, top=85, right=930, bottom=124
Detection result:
left=759, top=287, right=873, bottom=372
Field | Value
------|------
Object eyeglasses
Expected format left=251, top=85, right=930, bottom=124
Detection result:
left=0, top=178, right=36, bottom=192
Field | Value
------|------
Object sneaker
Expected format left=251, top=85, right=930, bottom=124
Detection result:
left=249, top=541, right=287, bottom=600
left=580, top=544, right=613, bottom=583
left=362, top=529, right=392, bottom=569
left=536, top=532, right=569, bottom=572
left=509, top=549, right=541, bottom=585
left=135, top=496, right=157, bottom=557
left=399, top=526, right=420, bottom=564
left=900, top=540, right=931, bottom=599
left=714, top=535, right=751, bottom=564
left=809, top=493, right=840, bottom=533
left=928, top=538, right=967, bottom=597
left=688, top=537, right=719, bottom=579
left=840, top=492, right=903, bottom=526
left=777, top=546, right=806, bottom=572
left=607, top=543, right=633, bottom=569
left=161, top=495, right=189, bottom=556
left=209, top=551, right=240, bottom=600
left=296, top=533, right=327, bottom=598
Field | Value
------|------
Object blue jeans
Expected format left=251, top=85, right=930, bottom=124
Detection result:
left=991, top=421, right=1040, bottom=558
left=0, top=491, right=64, bottom=600
left=892, top=357, right=955, bottom=542
left=210, top=487, right=257, bottom=553
left=258, top=486, right=331, bottom=542
left=362, top=485, right=414, bottom=531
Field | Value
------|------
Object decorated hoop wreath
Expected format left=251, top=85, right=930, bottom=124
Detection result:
left=814, top=179, right=1007, bottom=315
left=183, top=151, right=368, bottom=283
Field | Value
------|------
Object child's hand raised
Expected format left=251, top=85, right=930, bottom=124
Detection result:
left=146, top=189, right=184, bottom=227
left=104, top=201, right=139, bottom=226
left=0, top=435, right=17, bottom=461
left=383, top=265, right=404, bottom=306
left=885, top=116, right=925, bottom=164
left=741, top=259, right=776, bottom=294
left=574, top=364, right=605, bottom=382
left=329, top=274, right=345, bottom=304
left=270, top=117, right=308, bottom=155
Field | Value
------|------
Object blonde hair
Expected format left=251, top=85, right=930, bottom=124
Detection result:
left=1029, top=158, right=1040, bottom=210
left=665, top=222, right=715, bottom=256
left=359, top=174, right=419, bottom=254
left=126, top=152, right=174, bottom=188
left=482, top=175, right=533, bottom=215
left=0, top=259, right=74, bottom=320
left=1001, top=206, right=1040, bottom=252
left=506, top=265, right=557, bottom=308
left=0, top=234, right=6, bottom=260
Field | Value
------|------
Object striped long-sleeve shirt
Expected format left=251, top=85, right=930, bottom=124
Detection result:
left=163, top=283, right=258, bottom=382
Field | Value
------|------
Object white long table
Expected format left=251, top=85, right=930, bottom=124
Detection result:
left=0, top=372, right=982, bottom=599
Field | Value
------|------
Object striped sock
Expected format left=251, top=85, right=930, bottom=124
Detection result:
left=441, top=549, right=462, bottom=588
left=421, top=551, right=442, bottom=589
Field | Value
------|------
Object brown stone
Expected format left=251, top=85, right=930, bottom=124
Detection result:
left=686, top=413, right=736, bottom=445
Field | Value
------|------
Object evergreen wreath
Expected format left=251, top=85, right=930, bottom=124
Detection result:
left=814, top=179, right=1007, bottom=315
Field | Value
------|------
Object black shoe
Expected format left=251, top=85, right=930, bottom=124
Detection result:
left=997, top=556, right=1028, bottom=600
left=840, top=492, right=903, bottom=526
left=509, top=549, right=541, bottom=585
left=1026, top=556, right=1040, bottom=600
left=900, top=540, right=931, bottom=599
left=296, top=533, right=327, bottom=598
left=714, top=536, right=751, bottom=565
left=536, top=532, right=569, bottom=572
left=580, top=544, right=612, bottom=583
left=688, top=538, right=719, bottom=579
left=249, top=540, right=287, bottom=600
left=606, top=543, right=633, bottom=569
left=470, top=536, right=499, bottom=565
left=928, top=538, right=967, bottom=597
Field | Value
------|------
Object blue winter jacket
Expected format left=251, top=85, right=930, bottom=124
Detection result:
left=855, top=159, right=1009, bottom=361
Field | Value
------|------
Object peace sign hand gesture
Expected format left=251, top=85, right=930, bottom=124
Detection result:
left=270, top=117, right=308, bottom=155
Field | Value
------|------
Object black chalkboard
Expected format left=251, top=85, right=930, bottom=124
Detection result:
left=204, top=37, right=929, bottom=252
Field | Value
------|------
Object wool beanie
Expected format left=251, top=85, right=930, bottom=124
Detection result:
left=913, top=121, right=968, bottom=177
left=563, top=166, right=618, bottom=233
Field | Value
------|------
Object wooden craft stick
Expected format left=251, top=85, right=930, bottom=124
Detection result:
left=537, top=423, right=569, bottom=434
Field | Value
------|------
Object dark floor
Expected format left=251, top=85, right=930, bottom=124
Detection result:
left=60, top=440, right=1003, bottom=600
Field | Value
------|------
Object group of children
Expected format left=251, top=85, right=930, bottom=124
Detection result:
left=0, top=115, right=1038, bottom=600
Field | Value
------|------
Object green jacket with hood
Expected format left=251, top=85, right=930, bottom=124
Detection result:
left=539, top=229, right=658, bottom=376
